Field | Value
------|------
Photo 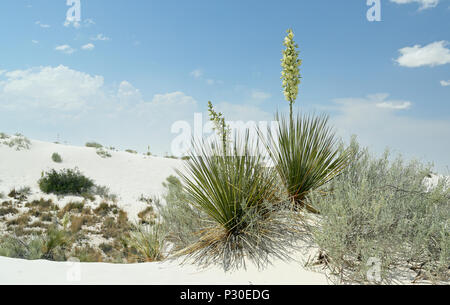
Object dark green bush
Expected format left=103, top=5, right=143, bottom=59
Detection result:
left=85, top=142, right=103, bottom=149
left=51, top=153, right=63, bottom=163
left=38, top=169, right=94, bottom=196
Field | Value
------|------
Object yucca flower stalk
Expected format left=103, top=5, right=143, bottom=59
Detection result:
left=207, top=101, right=230, bottom=157
left=281, top=29, right=302, bottom=125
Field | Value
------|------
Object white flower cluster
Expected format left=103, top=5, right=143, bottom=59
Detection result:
left=281, top=29, right=302, bottom=105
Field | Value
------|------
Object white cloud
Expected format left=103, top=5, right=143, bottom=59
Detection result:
left=190, top=70, right=223, bottom=86
left=251, top=90, right=272, bottom=101
left=390, top=0, right=439, bottom=10
left=64, top=19, right=80, bottom=29
left=0, top=65, right=203, bottom=156
left=396, top=41, right=450, bottom=68
left=81, top=43, right=95, bottom=51
left=35, top=21, right=50, bottom=28
left=0, top=65, right=104, bottom=111
left=91, top=34, right=110, bottom=41
left=55, top=45, right=76, bottom=55
left=84, top=19, right=95, bottom=27
left=440, top=80, right=450, bottom=87
left=31, top=40, right=39, bottom=44
left=190, top=69, right=203, bottom=79
left=151, top=92, right=197, bottom=106
left=215, top=102, right=273, bottom=122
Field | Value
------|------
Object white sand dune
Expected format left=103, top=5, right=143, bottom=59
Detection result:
left=0, top=138, right=330, bottom=285
left=0, top=139, right=184, bottom=219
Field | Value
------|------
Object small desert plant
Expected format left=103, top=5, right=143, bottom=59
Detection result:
left=93, top=185, right=118, bottom=202
left=38, top=169, right=94, bottom=196
left=138, top=206, right=157, bottom=225
left=94, top=202, right=117, bottom=217
left=262, top=113, right=350, bottom=213
left=0, top=224, right=72, bottom=261
left=0, top=235, right=45, bottom=260
left=96, top=148, right=112, bottom=158
left=99, top=210, right=130, bottom=239
left=51, top=152, right=63, bottom=163
left=2, top=133, right=31, bottom=151
left=40, top=225, right=73, bottom=261
left=69, top=215, right=86, bottom=233
left=25, top=198, right=59, bottom=212
left=85, top=142, right=103, bottom=149
left=127, top=224, right=166, bottom=262
left=0, top=132, right=9, bottom=140
left=145, top=145, right=152, bottom=156
left=0, top=206, right=19, bottom=217
left=8, top=186, right=32, bottom=201
left=126, top=149, right=138, bottom=154
left=303, top=137, right=450, bottom=284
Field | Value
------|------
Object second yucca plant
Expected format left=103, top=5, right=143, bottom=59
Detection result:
left=268, top=29, right=350, bottom=212
left=265, top=113, right=350, bottom=213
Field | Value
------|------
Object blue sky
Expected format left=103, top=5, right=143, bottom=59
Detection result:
left=0, top=0, right=449, bottom=172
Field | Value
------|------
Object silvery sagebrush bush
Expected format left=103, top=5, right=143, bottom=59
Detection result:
left=303, top=137, right=449, bottom=284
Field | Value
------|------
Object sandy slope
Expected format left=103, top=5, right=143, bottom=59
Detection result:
left=0, top=138, right=330, bottom=285
left=0, top=139, right=184, bottom=219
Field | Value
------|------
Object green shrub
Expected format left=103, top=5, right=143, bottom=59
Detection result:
left=38, top=169, right=94, bottom=196
left=0, top=235, right=44, bottom=260
left=51, top=153, right=63, bottom=163
left=96, top=148, right=112, bottom=158
left=263, top=113, right=350, bottom=213
left=304, top=137, right=450, bottom=284
left=0, top=225, right=72, bottom=261
left=85, top=142, right=103, bottom=149
left=125, top=149, right=138, bottom=154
